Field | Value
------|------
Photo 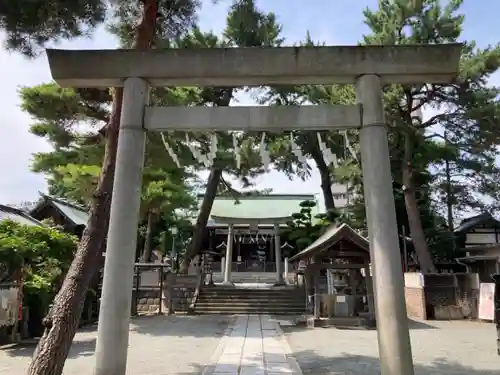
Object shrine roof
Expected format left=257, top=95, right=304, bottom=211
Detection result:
left=289, top=223, right=369, bottom=262
left=30, top=193, right=89, bottom=227
left=199, top=194, right=319, bottom=224
left=454, top=212, right=500, bottom=233
left=0, top=205, right=42, bottom=227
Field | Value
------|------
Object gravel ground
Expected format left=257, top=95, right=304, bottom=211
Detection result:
left=0, top=315, right=231, bottom=375
left=283, top=319, right=499, bottom=375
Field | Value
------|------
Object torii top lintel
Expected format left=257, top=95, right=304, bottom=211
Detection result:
left=46, top=44, right=462, bottom=89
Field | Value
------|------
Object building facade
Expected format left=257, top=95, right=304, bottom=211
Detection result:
left=198, top=194, right=319, bottom=283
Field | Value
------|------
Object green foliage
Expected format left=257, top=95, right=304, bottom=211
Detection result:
left=0, top=0, right=106, bottom=57
left=0, top=220, right=77, bottom=309
left=283, top=200, right=339, bottom=253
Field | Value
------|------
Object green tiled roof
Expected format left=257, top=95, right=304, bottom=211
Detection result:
left=32, top=194, right=89, bottom=226
left=200, top=194, right=319, bottom=224
left=51, top=200, right=89, bottom=226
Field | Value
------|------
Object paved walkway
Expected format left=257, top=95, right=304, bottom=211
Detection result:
left=2, top=315, right=497, bottom=375
left=283, top=319, right=499, bottom=375
left=0, top=315, right=230, bottom=375
left=206, top=315, right=299, bottom=375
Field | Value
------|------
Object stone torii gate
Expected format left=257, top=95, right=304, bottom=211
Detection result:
left=46, top=44, right=461, bottom=375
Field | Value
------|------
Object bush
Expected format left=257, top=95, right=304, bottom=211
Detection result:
left=0, top=220, right=77, bottom=328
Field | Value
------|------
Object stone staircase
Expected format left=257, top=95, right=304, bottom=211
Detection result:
left=194, top=285, right=306, bottom=315
left=211, top=272, right=280, bottom=284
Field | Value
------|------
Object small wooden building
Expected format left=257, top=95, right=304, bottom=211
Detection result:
left=454, top=213, right=500, bottom=282
left=30, top=194, right=89, bottom=238
left=289, top=223, right=375, bottom=326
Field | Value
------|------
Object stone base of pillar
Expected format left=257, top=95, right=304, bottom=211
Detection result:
left=221, top=281, right=235, bottom=287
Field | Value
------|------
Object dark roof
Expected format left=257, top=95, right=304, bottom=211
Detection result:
left=0, top=205, right=42, bottom=226
left=289, top=223, right=369, bottom=262
left=31, top=193, right=89, bottom=226
left=454, top=212, right=500, bottom=233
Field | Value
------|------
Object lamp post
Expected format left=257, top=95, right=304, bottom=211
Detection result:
left=170, top=227, right=178, bottom=271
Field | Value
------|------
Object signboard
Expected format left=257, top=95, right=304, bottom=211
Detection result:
left=0, top=286, right=20, bottom=327
left=478, top=282, right=495, bottom=321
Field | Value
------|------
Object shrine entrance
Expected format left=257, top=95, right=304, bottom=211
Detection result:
left=46, top=44, right=461, bottom=375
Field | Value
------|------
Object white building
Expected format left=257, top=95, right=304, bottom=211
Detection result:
left=331, top=183, right=352, bottom=210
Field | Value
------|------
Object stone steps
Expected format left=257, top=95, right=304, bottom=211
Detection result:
left=194, top=285, right=306, bottom=315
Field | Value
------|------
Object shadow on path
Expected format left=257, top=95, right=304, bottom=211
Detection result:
left=176, top=350, right=498, bottom=375
left=0, top=337, right=96, bottom=359
left=290, top=350, right=498, bottom=375
left=129, top=314, right=232, bottom=338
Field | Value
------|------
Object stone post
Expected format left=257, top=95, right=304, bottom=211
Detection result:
left=364, top=265, right=375, bottom=315
left=356, top=74, right=414, bottom=375
left=284, top=257, right=289, bottom=285
left=94, top=78, right=149, bottom=375
left=223, top=224, right=234, bottom=285
left=221, top=256, right=225, bottom=281
left=274, top=224, right=284, bottom=284
left=492, top=274, right=500, bottom=355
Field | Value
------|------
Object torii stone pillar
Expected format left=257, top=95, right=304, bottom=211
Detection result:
left=94, top=78, right=149, bottom=375
left=223, top=224, right=234, bottom=285
left=274, top=223, right=284, bottom=285
left=356, top=74, right=413, bottom=375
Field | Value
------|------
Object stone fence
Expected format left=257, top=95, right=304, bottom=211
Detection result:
left=404, top=272, right=479, bottom=320
left=131, top=264, right=199, bottom=315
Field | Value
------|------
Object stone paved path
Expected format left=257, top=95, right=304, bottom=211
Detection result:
left=207, top=315, right=299, bottom=375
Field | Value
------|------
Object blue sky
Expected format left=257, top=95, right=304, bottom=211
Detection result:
left=0, top=0, right=498, bottom=206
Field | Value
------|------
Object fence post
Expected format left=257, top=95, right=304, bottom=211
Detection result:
left=133, top=266, right=140, bottom=316
left=158, top=265, right=164, bottom=315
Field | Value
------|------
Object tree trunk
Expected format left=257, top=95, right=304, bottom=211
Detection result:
left=308, top=134, right=335, bottom=211
left=142, top=210, right=155, bottom=262
left=179, top=167, right=223, bottom=274
left=26, top=88, right=123, bottom=375
left=402, top=133, right=436, bottom=273
left=26, top=1, right=158, bottom=374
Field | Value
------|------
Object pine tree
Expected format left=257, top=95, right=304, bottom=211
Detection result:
left=0, top=0, right=106, bottom=57
left=362, top=0, right=500, bottom=272
left=179, top=0, right=286, bottom=273
left=24, top=1, right=200, bottom=374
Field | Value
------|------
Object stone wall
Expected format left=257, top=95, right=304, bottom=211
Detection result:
left=493, top=274, right=500, bottom=355
left=132, top=275, right=198, bottom=315
left=404, top=272, right=479, bottom=320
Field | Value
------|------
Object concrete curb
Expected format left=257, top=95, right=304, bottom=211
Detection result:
left=273, top=319, right=304, bottom=375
